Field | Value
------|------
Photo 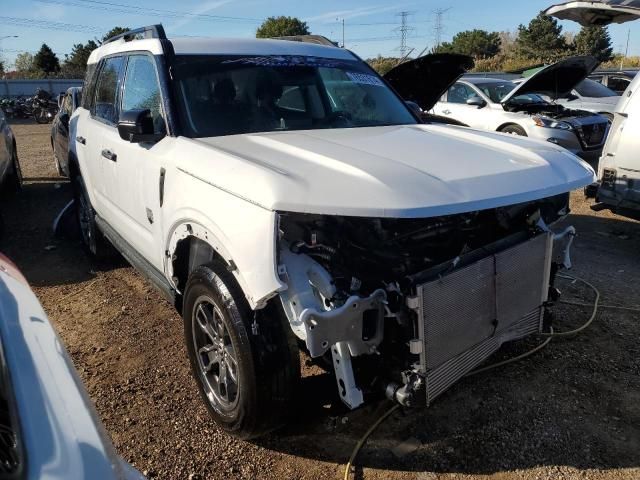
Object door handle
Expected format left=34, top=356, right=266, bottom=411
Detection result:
left=101, top=149, right=117, bottom=162
left=442, top=109, right=451, bottom=115
left=76, top=135, right=86, bottom=145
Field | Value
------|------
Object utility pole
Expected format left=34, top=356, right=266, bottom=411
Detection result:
left=336, top=17, right=345, bottom=47
left=621, top=29, right=631, bottom=70
left=433, top=7, right=451, bottom=49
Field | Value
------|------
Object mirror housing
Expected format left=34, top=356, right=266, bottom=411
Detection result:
left=59, top=112, right=69, bottom=127
left=466, top=96, right=486, bottom=108
left=57, top=93, right=65, bottom=108
left=118, top=109, right=164, bottom=143
left=405, top=100, right=423, bottom=117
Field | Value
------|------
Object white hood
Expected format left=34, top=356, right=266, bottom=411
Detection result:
left=178, top=125, right=595, bottom=218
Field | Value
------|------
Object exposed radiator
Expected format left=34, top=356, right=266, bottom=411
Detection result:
left=414, top=232, right=553, bottom=405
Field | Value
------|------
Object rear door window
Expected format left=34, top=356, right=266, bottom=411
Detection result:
left=93, top=56, right=125, bottom=125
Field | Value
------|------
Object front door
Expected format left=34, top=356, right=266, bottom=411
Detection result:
left=435, top=82, right=490, bottom=129
left=99, top=53, right=168, bottom=270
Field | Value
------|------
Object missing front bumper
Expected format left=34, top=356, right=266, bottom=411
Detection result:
left=410, top=232, right=554, bottom=405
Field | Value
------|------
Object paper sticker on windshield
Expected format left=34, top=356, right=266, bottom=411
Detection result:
left=346, top=72, right=385, bottom=87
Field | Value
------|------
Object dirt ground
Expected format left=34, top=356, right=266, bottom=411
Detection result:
left=2, top=121, right=639, bottom=480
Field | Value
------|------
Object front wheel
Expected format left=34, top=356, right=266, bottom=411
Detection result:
left=183, top=261, right=300, bottom=439
left=500, top=124, right=527, bottom=136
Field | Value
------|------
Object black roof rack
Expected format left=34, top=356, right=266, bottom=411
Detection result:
left=102, top=24, right=167, bottom=45
left=274, top=35, right=338, bottom=47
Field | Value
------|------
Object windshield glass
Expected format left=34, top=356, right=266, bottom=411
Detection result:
left=575, top=79, right=618, bottom=97
left=171, top=55, right=416, bottom=138
left=474, top=81, right=547, bottom=105
left=474, top=81, right=516, bottom=103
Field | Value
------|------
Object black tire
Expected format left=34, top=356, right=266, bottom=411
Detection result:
left=183, top=261, right=300, bottom=439
left=500, top=124, right=527, bottom=136
left=2, top=145, right=22, bottom=195
left=72, top=174, right=112, bottom=260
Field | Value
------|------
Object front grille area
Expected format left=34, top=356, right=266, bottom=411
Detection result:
left=578, top=122, right=608, bottom=148
left=415, top=233, right=553, bottom=405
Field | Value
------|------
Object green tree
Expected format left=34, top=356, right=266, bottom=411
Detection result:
left=367, top=55, right=400, bottom=75
left=101, top=26, right=130, bottom=43
left=14, top=52, right=44, bottom=78
left=34, top=43, right=60, bottom=75
left=574, top=25, right=613, bottom=62
left=61, top=40, right=98, bottom=77
left=0, top=60, right=4, bottom=77
left=436, top=29, right=501, bottom=59
left=256, top=16, right=310, bottom=38
left=516, top=12, right=569, bottom=62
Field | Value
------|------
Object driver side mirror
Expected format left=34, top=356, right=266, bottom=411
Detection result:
left=405, top=100, right=423, bottom=117
left=466, top=96, right=486, bottom=108
left=59, top=112, right=69, bottom=127
left=118, top=109, right=164, bottom=143
left=57, top=93, right=65, bottom=108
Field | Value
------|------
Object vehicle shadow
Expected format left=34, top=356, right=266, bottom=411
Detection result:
left=255, top=212, right=640, bottom=476
left=0, top=180, right=124, bottom=287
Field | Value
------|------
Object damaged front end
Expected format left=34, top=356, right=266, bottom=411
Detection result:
left=276, top=193, right=575, bottom=410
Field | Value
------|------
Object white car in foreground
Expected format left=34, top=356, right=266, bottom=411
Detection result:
left=430, top=56, right=610, bottom=164
left=0, top=253, right=143, bottom=479
left=69, top=28, right=594, bottom=438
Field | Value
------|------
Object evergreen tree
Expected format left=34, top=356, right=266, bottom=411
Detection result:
left=436, top=29, right=501, bottom=59
left=516, top=12, right=570, bottom=62
left=574, top=25, right=613, bottom=62
left=34, top=43, right=60, bottom=75
left=62, top=40, right=99, bottom=77
left=256, top=16, right=310, bottom=38
left=101, top=27, right=130, bottom=43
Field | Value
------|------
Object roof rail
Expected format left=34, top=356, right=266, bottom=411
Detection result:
left=102, top=24, right=167, bottom=45
left=274, top=35, right=338, bottom=47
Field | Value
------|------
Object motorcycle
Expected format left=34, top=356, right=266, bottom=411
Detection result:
left=31, top=89, right=58, bottom=124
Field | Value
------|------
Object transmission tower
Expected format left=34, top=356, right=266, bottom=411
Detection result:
left=433, top=7, right=451, bottom=48
left=395, top=11, right=414, bottom=58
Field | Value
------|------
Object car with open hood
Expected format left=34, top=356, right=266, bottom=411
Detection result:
left=69, top=26, right=595, bottom=439
left=545, top=1, right=640, bottom=216
left=554, top=78, right=620, bottom=119
left=424, top=56, right=610, bottom=165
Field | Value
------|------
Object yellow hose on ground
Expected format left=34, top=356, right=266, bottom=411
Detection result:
left=342, top=273, right=600, bottom=480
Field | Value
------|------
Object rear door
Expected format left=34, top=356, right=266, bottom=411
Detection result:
left=99, top=53, right=168, bottom=269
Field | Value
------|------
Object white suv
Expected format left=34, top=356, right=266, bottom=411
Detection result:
left=70, top=26, right=595, bottom=438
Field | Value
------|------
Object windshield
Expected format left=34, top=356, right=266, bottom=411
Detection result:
left=474, top=81, right=547, bottom=105
left=171, top=55, right=416, bottom=138
left=575, top=79, right=618, bottom=98
left=474, top=81, right=517, bottom=103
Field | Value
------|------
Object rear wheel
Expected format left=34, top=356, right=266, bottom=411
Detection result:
left=183, top=261, right=300, bottom=439
left=500, top=124, right=527, bottom=136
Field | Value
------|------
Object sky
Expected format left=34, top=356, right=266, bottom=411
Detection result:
left=1, top=0, right=639, bottom=69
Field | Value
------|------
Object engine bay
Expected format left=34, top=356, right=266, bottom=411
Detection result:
left=276, top=194, right=571, bottom=409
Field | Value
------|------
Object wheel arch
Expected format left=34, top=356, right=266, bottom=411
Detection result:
left=497, top=122, right=523, bottom=132
left=166, top=219, right=283, bottom=312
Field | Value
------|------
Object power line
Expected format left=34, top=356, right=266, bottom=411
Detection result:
left=0, top=15, right=103, bottom=34
left=35, top=0, right=262, bottom=23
